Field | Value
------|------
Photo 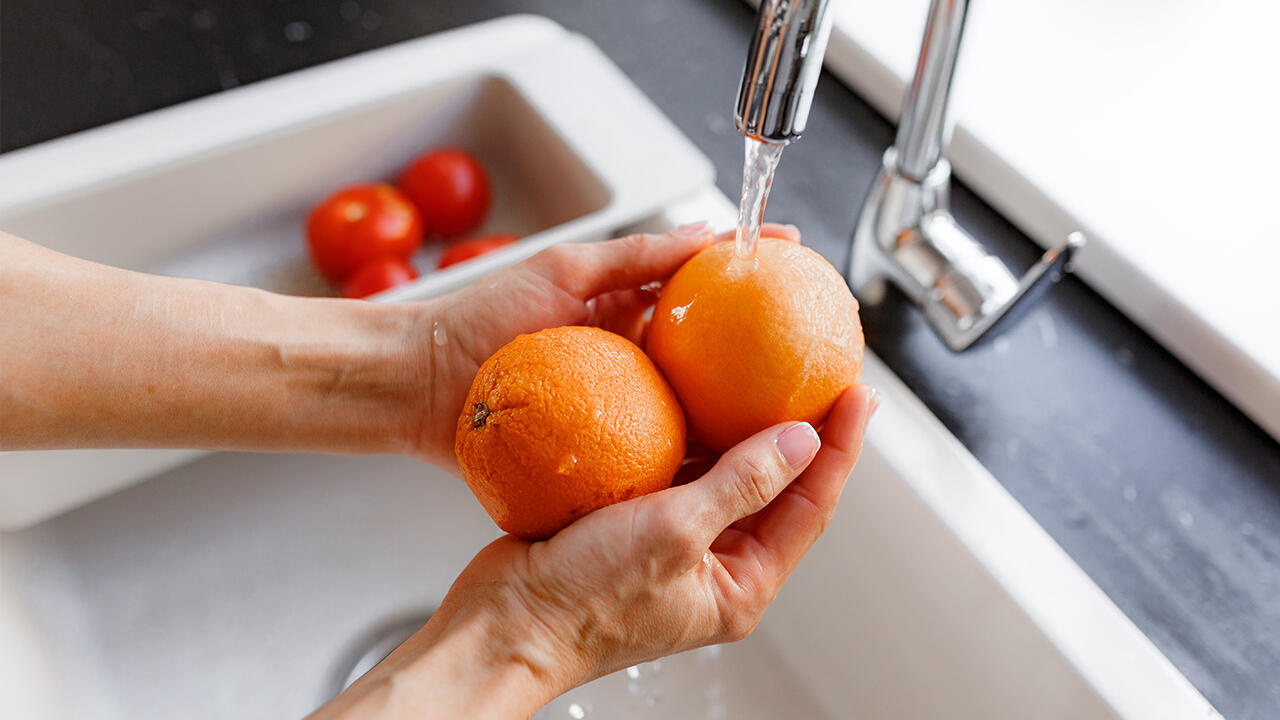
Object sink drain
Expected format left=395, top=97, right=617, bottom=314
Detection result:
left=326, top=609, right=435, bottom=700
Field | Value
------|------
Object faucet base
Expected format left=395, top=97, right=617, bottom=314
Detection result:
left=850, top=149, right=1083, bottom=351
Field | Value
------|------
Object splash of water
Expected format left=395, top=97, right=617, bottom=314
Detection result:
left=734, top=136, right=785, bottom=258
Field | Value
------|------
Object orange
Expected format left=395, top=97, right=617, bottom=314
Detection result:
left=646, top=236, right=864, bottom=451
left=455, top=326, right=686, bottom=539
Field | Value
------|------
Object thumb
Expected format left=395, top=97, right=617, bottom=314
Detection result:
left=676, top=422, right=821, bottom=545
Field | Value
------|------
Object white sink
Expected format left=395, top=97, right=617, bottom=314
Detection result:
left=0, top=15, right=1219, bottom=720
left=0, top=190, right=1223, bottom=720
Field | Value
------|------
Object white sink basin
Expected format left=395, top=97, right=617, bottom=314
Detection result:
left=0, top=15, right=1219, bottom=720
left=0, top=190, right=1222, bottom=720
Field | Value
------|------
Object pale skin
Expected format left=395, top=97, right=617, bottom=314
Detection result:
left=0, top=222, right=877, bottom=718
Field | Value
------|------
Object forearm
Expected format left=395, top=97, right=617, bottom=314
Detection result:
left=0, top=232, right=427, bottom=454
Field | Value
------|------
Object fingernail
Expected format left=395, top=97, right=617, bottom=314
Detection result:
left=866, top=386, right=880, bottom=416
left=674, top=221, right=709, bottom=236
left=776, top=422, right=820, bottom=469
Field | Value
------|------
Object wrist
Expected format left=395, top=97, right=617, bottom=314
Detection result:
left=340, top=598, right=571, bottom=719
left=267, top=292, right=428, bottom=456
left=424, top=603, right=564, bottom=718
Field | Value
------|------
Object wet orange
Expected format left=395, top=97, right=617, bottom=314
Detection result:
left=455, top=326, right=686, bottom=539
left=646, top=236, right=864, bottom=451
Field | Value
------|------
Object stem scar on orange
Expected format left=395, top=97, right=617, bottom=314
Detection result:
left=455, top=326, right=686, bottom=540
left=646, top=236, right=864, bottom=451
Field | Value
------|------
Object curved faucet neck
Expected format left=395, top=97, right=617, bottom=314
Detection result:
left=894, top=0, right=971, bottom=182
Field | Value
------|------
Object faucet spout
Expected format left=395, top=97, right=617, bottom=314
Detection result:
left=735, top=0, right=836, bottom=144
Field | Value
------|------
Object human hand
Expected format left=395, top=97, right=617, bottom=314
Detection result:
left=317, top=383, right=876, bottom=719
left=400, top=222, right=801, bottom=469
left=0, top=222, right=790, bottom=461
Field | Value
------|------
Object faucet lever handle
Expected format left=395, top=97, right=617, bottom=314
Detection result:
left=923, top=231, right=1086, bottom=351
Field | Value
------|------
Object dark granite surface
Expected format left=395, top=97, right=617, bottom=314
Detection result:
left=3, top=0, right=1278, bottom=716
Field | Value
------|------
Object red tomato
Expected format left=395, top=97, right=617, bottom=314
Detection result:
left=307, top=184, right=423, bottom=282
left=342, top=257, right=419, bottom=299
left=398, top=149, right=492, bottom=238
left=437, top=234, right=520, bottom=269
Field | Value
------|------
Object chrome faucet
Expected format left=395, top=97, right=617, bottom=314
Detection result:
left=849, top=0, right=1084, bottom=350
left=735, top=0, right=836, bottom=144
left=738, top=0, right=1083, bottom=350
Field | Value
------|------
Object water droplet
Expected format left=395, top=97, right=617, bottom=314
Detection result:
left=340, top=0, right=361, bottom=21
left=567, top=703, right=587, bottom=719
left=1115, top=347, right=1135, bottom=367
left=625, top=665, right=641, bottom=680
left=993, top=336, right=1011, bottom=355
left=432, top=322, right=447, bottom=347
left=557, top=454, right=578, bottom=475
left=1123, top=485, right=1137, bottom=502
left=1178, top=510, right=1194, bottom=529
left=284, top=20, right=313, bottom=42
left=670, top=304, right=690, bottom=323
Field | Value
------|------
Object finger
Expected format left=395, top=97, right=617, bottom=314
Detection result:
left=713, top=222, right=801, bottom=244
left=715, top=385, right=877, bottom=586
left=776, top=385, right=876, bottom=519
left=589, top=287, right=660, bottom=345
left=525, top=223, right=714, bottom=300
left=673, top=421, right=821, bottom=545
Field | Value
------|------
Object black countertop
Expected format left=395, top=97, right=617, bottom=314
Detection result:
left=4, top=1, right=1279, bottom=716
